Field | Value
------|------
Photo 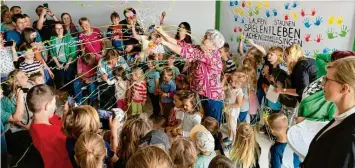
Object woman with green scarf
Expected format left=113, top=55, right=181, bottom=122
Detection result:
left=296, top=51, right=355, bottom=123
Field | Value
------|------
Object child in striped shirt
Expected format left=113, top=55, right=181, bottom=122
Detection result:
left=130, top=67, right=147, bottom=116
left=220, top=43, right=236, bottom=74
left=19, top=49, right=44, bottom=77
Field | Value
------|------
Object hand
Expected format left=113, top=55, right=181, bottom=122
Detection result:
left=223, top=74, right=230, bottom=81
left=47, top=8, right=54, bottom=17
left=41, top=8, right=47, bottom=16
left=113, top=36, right=120, bottom=40
left=83, top=78, right=91, bottom=84
left=176, top=128, right=183, bottom=136
left=154, top=25, right=163, bottom=34
left=16, top=89, right=24, bottom=102
left=11, top=40, right=16, bottom=49
left=247, top=39, right=255, bottom=45
left=262, top=65, right=269, bottom=76
left=57, top=64, right=64, bottom=69
left=48, top=70, right=55, bottom=79
left=294, top=116, right=305, bottom=123
left=274, top=87, right=283, bottom=94
left=109, top=115, right=120, bottom=135
left=63, top=64, right=69, bottom=71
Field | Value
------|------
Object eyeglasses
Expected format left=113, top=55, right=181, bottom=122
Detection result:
left=322, top=76, right=343, bottom=84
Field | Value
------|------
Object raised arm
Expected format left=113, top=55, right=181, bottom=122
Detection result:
left=248, top=39, right=267, bottom=56
left=239, top=38, right=245, bottom=55
left=155, top=25, right=178, bottom=45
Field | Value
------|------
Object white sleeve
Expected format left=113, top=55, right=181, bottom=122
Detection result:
left=176, top=110, right=184, bottom=120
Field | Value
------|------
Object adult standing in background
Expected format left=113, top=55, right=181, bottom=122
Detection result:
left=156, top=26, right=225, bottom=123
left=78, top=17, right=104, bottom=55
left=10, top=6, right=22, bottom=15
left=33, top=5, right=59, bottom=42
left=61, top=13, right=79, bottom=38
left=119, top=7, right=144, bottom=53
left=275, top=44, right=317, bottom=102
left=1, top=10, right=15, bottom=32
left=302, top=57, right=355, bottom=167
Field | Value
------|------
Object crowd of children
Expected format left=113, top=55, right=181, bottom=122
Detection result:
left=2, top=3, right=354, bottom=168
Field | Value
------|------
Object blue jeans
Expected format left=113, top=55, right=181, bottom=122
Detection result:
left=200, top=95, right=224, bottom=124
left=239, top=111, right=248, bottom=122
left=257, top=87, right=265, bottom=106
left=73, top=79, right=97, bottom=104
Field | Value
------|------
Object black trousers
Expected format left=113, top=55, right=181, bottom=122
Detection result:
left=148, top=93, right=160, bottom=116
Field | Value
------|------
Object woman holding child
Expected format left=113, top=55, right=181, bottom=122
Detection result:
left=155, top=26, right=225, bottom=123
left=302, top=57, right=355, bottom=167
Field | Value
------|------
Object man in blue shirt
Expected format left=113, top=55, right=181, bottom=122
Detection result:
left=5, top=14, right=41, bottom=48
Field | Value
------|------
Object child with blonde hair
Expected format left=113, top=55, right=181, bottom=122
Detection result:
left=74, top=132, right=107, bottom=168
left=170, top=137, right=198, bottom=168
left=126, top=146, right=174, bottom=168
left=63, top=105, right=117, bottom=168
left=130, top=67, right=147, bottom=115
left=222, top=69, right=245, bottom=145
left=267, top=113, right=300, bottom=168
left=230, top=123, right=260, bottom=168
left=115, top=113, right=153, bottom=168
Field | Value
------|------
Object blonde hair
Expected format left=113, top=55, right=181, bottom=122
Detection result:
left=327, top=57, right=355, bottom=87
left=170, top=137, right=197, bottom=168
left=132, top=67, right=144, bottom=81
left=267, top=113, right=288, bottom=132
left=285, top=44, right=305, bottom=72
left=240, top=65, right=257, bottom=90
left=268, top=46, right=284, bottom=63
left=7, top=69, right=24, bottom=92
left=62, top=105, right=100, bottom=139
left=230, top=123, right=259, bottom=168
left=246, top=47, right=263, bottom=65
left=126, top=146, right=174, bottom=168
left=74, top=132, right=106, bottom=168
left=118, top=114, right=153, bottom=163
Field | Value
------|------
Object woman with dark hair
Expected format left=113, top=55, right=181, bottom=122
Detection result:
left=49, top=22, right=77, bottom=89
left=61, top=13, right=79, bottom=38
left=175, top=22, right=192, bottom=44
left=119, top=7, right=144, bottom=53
left=20, top=27, right=54, bottom=81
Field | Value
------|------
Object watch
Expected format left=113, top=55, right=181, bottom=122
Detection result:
left=283, top=88, right=287, bottom=92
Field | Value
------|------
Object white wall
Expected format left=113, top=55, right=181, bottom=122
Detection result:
left=220, top=1, right=355, bottom=56
left=6, top=1, right=216, bottom=44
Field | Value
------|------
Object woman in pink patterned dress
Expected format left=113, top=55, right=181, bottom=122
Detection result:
left=155, top=26, right=225, bottom=123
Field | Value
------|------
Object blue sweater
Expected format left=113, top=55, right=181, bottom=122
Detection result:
left=270, top=142, right=301, bottom=168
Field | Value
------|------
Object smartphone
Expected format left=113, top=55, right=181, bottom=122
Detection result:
left=98, top=109, right=113, bottom=119
left=67, top=96, right=76, bottom=107
left=43, top=3, right=49, bottom=8
left=4, top=41, right=13, bottom=47
left=112, top=108, right=125, bottom=123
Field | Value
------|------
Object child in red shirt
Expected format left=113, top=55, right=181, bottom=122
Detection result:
left=27, top=84, right=72, bottom=168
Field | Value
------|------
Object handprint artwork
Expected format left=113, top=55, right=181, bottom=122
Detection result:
left=328, top=15, right=335, bottom=25
left=248, top=9, right=254, bottom=17
left=242, top=1, right=246, bottom=8
left=311, top=9, right=316, bottom=16
left=305, top=50, right=311, bottom=57
left=314, top=34, right=323, bottom=43
left=284, top=14, right=290, bottom=21
left=304, top=34, right=311, bottom=42
left=234, top=15, right=238, bottom=22
left=284, top=2, right=290, bottom=10
left=257, top=1, right=263, bottom=9
left=313, top=49, right=320, bottom=57
left=301, top=9, right=306, bottom=17
left=336, top=16, right=343, bottom=25
left=247, top=1, right=252, bottom=6
left=272, top=9, right=278, bottom=16
left=292, top=12, right=297, bottom=20
left=314, top=16, right=323, bottom=26
left=266, top=9, right=271, bottom=18
left=322, top=47, right=330, bottom=54
left=254, top=7, right=260, bottom=15
left=339, top=25, right=349, bottom=37
left=292, top=1, right=298, bottom=8
left=303, top=18, right=312, bottom=28
left=327, top=28, right=338, bottom=39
